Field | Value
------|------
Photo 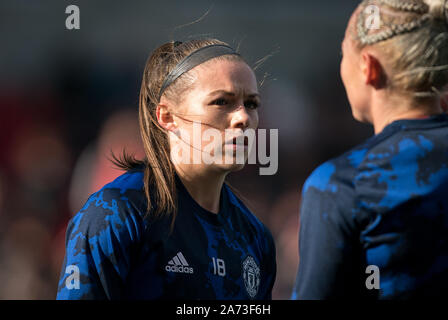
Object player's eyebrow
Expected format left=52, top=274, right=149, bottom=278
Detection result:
left=207, top=90, right=260, bottom=98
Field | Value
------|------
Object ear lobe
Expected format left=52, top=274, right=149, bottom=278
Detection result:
left=362, top=52, right=384, bottom=89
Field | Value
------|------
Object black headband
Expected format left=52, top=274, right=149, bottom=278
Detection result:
left=158, top=44, right=240, bottom=101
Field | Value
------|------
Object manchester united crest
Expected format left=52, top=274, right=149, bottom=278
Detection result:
left=242, top=255, right=260, bottom=299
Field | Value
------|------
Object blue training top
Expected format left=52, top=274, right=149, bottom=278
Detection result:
left=57, top=170, right=276, bottom=300
left=292, top=114, right=448, bottom=299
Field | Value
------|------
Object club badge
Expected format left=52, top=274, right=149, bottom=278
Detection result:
left=242, top=255, right=260, bottom=299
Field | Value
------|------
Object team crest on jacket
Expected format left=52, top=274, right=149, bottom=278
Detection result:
left=242, top=255, right=260, bottom=298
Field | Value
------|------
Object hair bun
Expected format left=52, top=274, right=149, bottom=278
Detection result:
left=424, top=0, right=448, bottom=24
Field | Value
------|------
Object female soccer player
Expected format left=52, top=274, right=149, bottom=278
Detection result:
left=292, top=0, right=448, bottom=299
left=56, top=39, right=276, bottom=299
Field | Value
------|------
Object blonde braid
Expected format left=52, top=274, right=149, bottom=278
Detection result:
left=353, top=0, right=448, bottom=100
left=357, top=0, right=432, bottom=45
left=378, top=0, right=428, bottom=13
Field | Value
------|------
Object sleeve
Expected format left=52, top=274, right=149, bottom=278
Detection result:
left=56, top=189, right=144, bottom=300
left=291, top=164, right=371, bottom=300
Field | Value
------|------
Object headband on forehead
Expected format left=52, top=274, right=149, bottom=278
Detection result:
left=158, top=44, right=240, bottom=101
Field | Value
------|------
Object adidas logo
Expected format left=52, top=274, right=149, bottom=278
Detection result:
left=165, top=252, right=194, bottom=274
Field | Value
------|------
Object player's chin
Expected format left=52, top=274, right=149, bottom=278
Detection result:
left=349, top=100, right=371, bottom=123
left=215, top=161, right=246, bottom=173
left=228, top=162, right=246, bottom=172
left=352, top=109, right=371, bottom=124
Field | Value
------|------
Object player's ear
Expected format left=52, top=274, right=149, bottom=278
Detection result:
left=361, top=52, right=385, bottom=89
left=156, top=103, right=177, bottom=132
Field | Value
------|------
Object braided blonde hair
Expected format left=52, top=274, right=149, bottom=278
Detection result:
left=355, top=0, right=448, bottom=99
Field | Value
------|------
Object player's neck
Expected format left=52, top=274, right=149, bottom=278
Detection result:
left=369, top=93, right=442, bottom=134
left=175, top=164, right=226, bottom=214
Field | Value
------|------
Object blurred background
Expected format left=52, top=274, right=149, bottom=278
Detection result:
left=0, top=0, right=372, bottom=299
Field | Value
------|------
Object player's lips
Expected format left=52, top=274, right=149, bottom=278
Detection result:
left=225, top=136, right=249, bottom=149
left=224, top=136, right=248, bottom=147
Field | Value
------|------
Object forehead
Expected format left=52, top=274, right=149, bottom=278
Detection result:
left=191, top=58, right=258, bottom=94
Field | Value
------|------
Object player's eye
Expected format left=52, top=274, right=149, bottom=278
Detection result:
left=210, top=98, right=229, bottom=106
left=245, top=99, right=260, bottom=110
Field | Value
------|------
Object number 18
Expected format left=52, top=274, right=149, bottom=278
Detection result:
left=212, top=257, right=226, bottom=277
